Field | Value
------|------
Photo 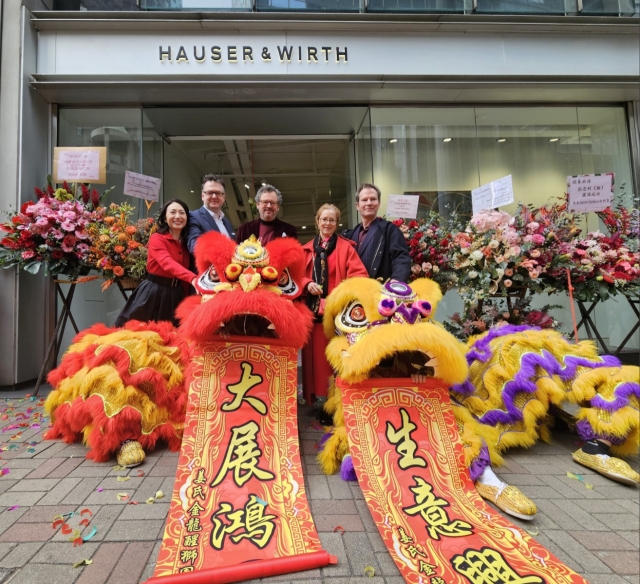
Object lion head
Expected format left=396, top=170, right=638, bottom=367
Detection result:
left=176, top=232, right=313, bottom=348
left=323, top=278, right=468, bottom=385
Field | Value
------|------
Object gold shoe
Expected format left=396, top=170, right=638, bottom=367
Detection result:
left=572, top=449, right=640, bottom=486
left=117, top=440, right=145, bottom=468
left=476, top=482, right=537, bottom=521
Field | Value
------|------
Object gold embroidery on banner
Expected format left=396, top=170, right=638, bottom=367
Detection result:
left=451, top=547, right=545, bottom=584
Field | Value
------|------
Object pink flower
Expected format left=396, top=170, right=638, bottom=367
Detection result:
left=51, top=229, right=64, bottom=239
left=532, top=234, right=545, bottom=245
left=62, top=211, right=76, bottom=220
left=470, top=210, right=512, bottom=233
left=35, top=217, right=49, bottom=227
left=529, top=249, right=541, bottom=258
left=530, top=270, right=540, bottom=279
left=505, top=268, right=514, bottom=276
left=61, top=221, right=75, bottom=232
left=21, top=250, right=35, bottom=260
left=508, top=246, right=521, bottom=256
left=504, top=279, right=513, bottom=287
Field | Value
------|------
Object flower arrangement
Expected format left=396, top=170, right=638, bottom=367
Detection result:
left=393, top=213, right=460, bottom=292
left=445, top=296, right=562, bottom=340
left=0, top=181, right=108, bottom=279
left=86, top=202, right=155, bottom=290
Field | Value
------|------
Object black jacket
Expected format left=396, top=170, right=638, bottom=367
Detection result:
left=343, top=218, right=411, bottom=283
left=186, top=206, right=236, bottom=254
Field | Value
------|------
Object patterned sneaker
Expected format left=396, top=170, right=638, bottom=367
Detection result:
left=572, top=449, right=640, bottom=486
left=117, top=440, right=145, bottom=468
left=476, top=482, right=538, bottom=521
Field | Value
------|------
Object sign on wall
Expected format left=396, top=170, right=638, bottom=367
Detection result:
left=471, top=175, right=514, bottom=216
left=123, top=171, right=162, bottom=202
left=567, top=173, right=614, bottom=213
left=53, top=147, right=107, bottom=184
left=386, top=194, right=420, bottom=219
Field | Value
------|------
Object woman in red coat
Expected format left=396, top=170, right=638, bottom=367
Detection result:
left=116, top=199, right=197, bottom=327
left=302, top=204, right=368, bottom=405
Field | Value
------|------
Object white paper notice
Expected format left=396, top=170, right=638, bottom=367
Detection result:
left=471, top=175, right=515, bottom=216
left=386, top=194, right=420, bottom=219
left=123, top=171, right=162, bottom=202
left=57, top=150, right=101, bottom=181
left=567, top=174, right=613, bottom=213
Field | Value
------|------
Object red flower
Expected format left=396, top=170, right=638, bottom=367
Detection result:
left=80, top=184, right=90, bottom=204
left=408, top=220, right=418, bottom=229
left=51, top=249, right=64, bottom=259
left=392, top=219, right=404, bottom=226
left=34, top=187, right=46, bottom=199
left=90, top=189, right=100, bottom=208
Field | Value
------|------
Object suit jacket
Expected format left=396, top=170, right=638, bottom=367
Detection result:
left=236, top=218, right=298, bottom=243
left=343, top=217, right=411, bottom=283
left=186, top=206, right=236, bottom=254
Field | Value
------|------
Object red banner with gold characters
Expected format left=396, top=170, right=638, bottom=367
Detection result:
left=339, top=377, right=589, bottom=584
left=146, top=338, right=335, bottom=584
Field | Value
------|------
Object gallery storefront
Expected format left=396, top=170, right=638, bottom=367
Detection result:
left=0, top=5, right=638, bottom=385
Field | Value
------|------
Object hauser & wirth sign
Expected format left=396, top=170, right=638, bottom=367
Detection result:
left=159, top=44, right=348, bottom=64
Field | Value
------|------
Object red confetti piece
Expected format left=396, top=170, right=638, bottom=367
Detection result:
left=80, top=508, right=92, bottom=517
left=72, top=538, right=83, bottom=547
left=128, top=500, right=139, bottom=505
left=333, top=526, right=345, bottom=535
left=52, top=519, right=65, bottom=529
left=61, top=524, right=72, bottom=535
left=136, top=470, right=145, bottom=477
left=79, top=518, right=90, bottom=527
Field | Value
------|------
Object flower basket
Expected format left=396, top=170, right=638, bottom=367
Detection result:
left=117, top=276, right=142, bottom=291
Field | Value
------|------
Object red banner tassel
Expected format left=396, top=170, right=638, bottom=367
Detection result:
left=144, top=551, right=337, bottom=584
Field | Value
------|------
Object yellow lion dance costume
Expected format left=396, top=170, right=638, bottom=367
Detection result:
left=317, top=277, right=640, bottom=520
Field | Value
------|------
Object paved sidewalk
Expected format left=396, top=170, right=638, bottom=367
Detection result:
left=0, top=387, right=637, bottom=584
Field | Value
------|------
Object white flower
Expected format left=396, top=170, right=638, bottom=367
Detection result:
left=470, top=250, right=484, bottom=261
left=469, top=271, right=479, bottom=279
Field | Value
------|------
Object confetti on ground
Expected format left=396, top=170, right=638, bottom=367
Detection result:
left=526, top=527, right=539, bottom=536
left=96, top=487, right=103, bottom=493
left=83, top=526, right=98, bottom=542
left=116, top=476, right=130, bottom=482
left=116, top=493, right=129, bottom=501
left=136, top=470, right=145, bottom=477
left=61, top=524, right=73, bottom=535
left=566, top=470, right=593, bottom=489
left=7, top=506, right=19, bottom=512
left=80, top=508, right=92, bottom=517
left=0, top=468, right=9, bottom=475
left=112, top=464, right=126, bottom=472
left=72, top=559, right=92, bottom=568
left=364, top=566, right=376, bottom=577
left=333, top=526, right=345, bottom=535
left=128, top=500, right=139, bottom=505
left=155, top=490, right=164, bottom=499
left=146, top=497, right=155, bottom=505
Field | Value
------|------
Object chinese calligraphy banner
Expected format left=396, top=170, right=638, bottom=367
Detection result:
left=147, top=338, right=334, bottom=583
left=339, top=378, right=589, bottom=584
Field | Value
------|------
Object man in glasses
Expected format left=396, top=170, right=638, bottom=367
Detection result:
left=187, top=174, right=236, bottom=254
left=236, top=184, right=297, bottom=244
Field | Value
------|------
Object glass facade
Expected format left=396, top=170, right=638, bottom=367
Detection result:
left=51, top=0, right=639, bottom=14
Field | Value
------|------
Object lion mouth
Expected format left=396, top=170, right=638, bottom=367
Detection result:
left=219, top=314, right=277, bottom=338
left=368, top=351, right=438, bottom=379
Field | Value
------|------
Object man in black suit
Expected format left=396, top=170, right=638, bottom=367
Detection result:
left=186, top=174, right=236, bottom=254
left=236, top=184, right=297, bottom=244
left=343, top=183, right=411, bottom=283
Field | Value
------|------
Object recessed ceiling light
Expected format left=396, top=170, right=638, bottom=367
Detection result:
left=549, top=138, right=559, bottom=142
left=261, top=182, right=266, bottom=186
left=497, top=138, right=507, bottom=143
left=302, top=226, right=307, bottom=229
left=190, top=190, right=194, bottom=193
left=339, top=223, right=343, bottom=227
left=443, top=138, right=452, bottom=143
left=244, top=183, right=250, bottom=189
left=389, top=139, right=398, bottom=144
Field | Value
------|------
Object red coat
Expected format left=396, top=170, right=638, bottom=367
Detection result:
left=146, top=232, right=194, bottom=283
left=302, top=235, right=369, bottom=293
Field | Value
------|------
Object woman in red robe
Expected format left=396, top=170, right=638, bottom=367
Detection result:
left=302, top=204, right=368, bottom=405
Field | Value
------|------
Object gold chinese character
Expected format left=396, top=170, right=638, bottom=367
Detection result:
left=193, top=468, right=207, bottom=485
left=183, top=534, right=199, bottom=547
left=386, top=408, right=427, bottom=470
left=211, top=421, right=275, bottom=488
left=397, top=526, right=413, bottom=544
left=405, top=545, right=426, bottom=559
left=191, top=485, right=206, bottom=500
left=180, top=549, right=198, bottom=565
left=430, top=577, right=446, bottom=584
left=211, top=494, right=278, bottom=550
left=188, top=502, right=205, bottom=516
left=179, top=567, right=194, bottom=573
left=185, top=517, right=202, bottom=532
left=221, top=362, right=267, bottom=415
left=419, top=561, right=436, bottom=576
left=403, top=477, right=473, bottom=540
left=451, top=547, right=544, bottom=584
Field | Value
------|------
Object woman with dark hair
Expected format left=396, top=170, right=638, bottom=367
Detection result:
left=115, top=199, right=197, bottom=327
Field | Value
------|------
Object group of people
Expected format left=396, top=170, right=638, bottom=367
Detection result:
left=116, top=174, right=412, bottom=405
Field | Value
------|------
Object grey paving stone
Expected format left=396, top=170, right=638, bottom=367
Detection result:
left=82, top=489, right=130, bottom=506
left=307, top=475, right=331, bottom=500
left=592, top=513, right=640, bottom=531
left=265, top=568, right=321, bottom=581
left=531, top=533, right=583, bottom=574
left=503, top=474, right=546, bottom=486
left=0, top=542, right=45, bottom=568
left=36, top=478, right=82, bottom=506
left=580, top=574, right=634, bottom=584
left=0, top=544, right=16, bottom=562
left=374, top=551, right=400, bottom=576
left=0, top=483, right=16, bottom=497
left=619, top=531, right=640, bottom=548
left=3, top=562, right=80, bottom=584
left=349, top=484, right=365, bottom=500
left=61, top=477, right=102, bottom=505
left=544, top=529, right=612, bottom=573
left=367, top=531, right=388, bottom=553
left=119, top=502, right=170, bottom=520
left=0, top=491, right=45, bottom=508
left=516, top=485, right=562, bottom=500
left=304, top=455, right=324, bottom=474
left=342, top=532, right=380, bottom=576
left=573, top=499, right=630, bottom=514
left=327, top=474, right=354, bottom=499
left=613, top=499, right=640, bottom=516
left=67, top=465, right=112, bottom=478
left=81, top=505, right=123, bottom=542
left=0, top=469, right=31, bottom=481
left=139, top=540, right=162, bottom=582
left=2, top=459, right=42, bottom=469
left=324, top=578, right=385, bottom=584
left=319, top=532, right=350, bottom=577
left=0, top=568, right=11, bottom=583
left=31, top=541, right=99, bottom=563
left=354, top=499, right=378, bottom=533
left=103, top=519, right=163, bottom=541
left=6, top=479, right=60, bottom=493
left=550, top=499, right=610, bottom=531
left=125, top=476, right=165, bottom=502
left=33, top=442, right=68, bottom=459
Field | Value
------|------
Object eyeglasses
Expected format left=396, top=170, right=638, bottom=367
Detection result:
left=319, top=218, right=337, bottom=224
left=203, top=190, right=225, bottom=197
left=259, top=201, right=279, bottom=207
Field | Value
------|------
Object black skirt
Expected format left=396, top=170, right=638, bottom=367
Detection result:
left=115, top=279, right=186, bottom=328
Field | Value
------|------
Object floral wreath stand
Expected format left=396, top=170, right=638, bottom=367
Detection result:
left=34, top=279, right=82, bottom=396
left=476, top=286, right=529, bottom=319
left=115, top=277, right=140, bottom=301
left=569, top=295, right=640, bottom=357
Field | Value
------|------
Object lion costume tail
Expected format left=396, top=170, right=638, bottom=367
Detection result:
left=44, top=320, right=191, bottom=462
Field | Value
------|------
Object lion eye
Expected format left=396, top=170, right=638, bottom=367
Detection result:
left=339, top=300, right=369, bottom=330
left=277, top=268, right=299, bottom=297
left=197, top=265, right=223, bottom=291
